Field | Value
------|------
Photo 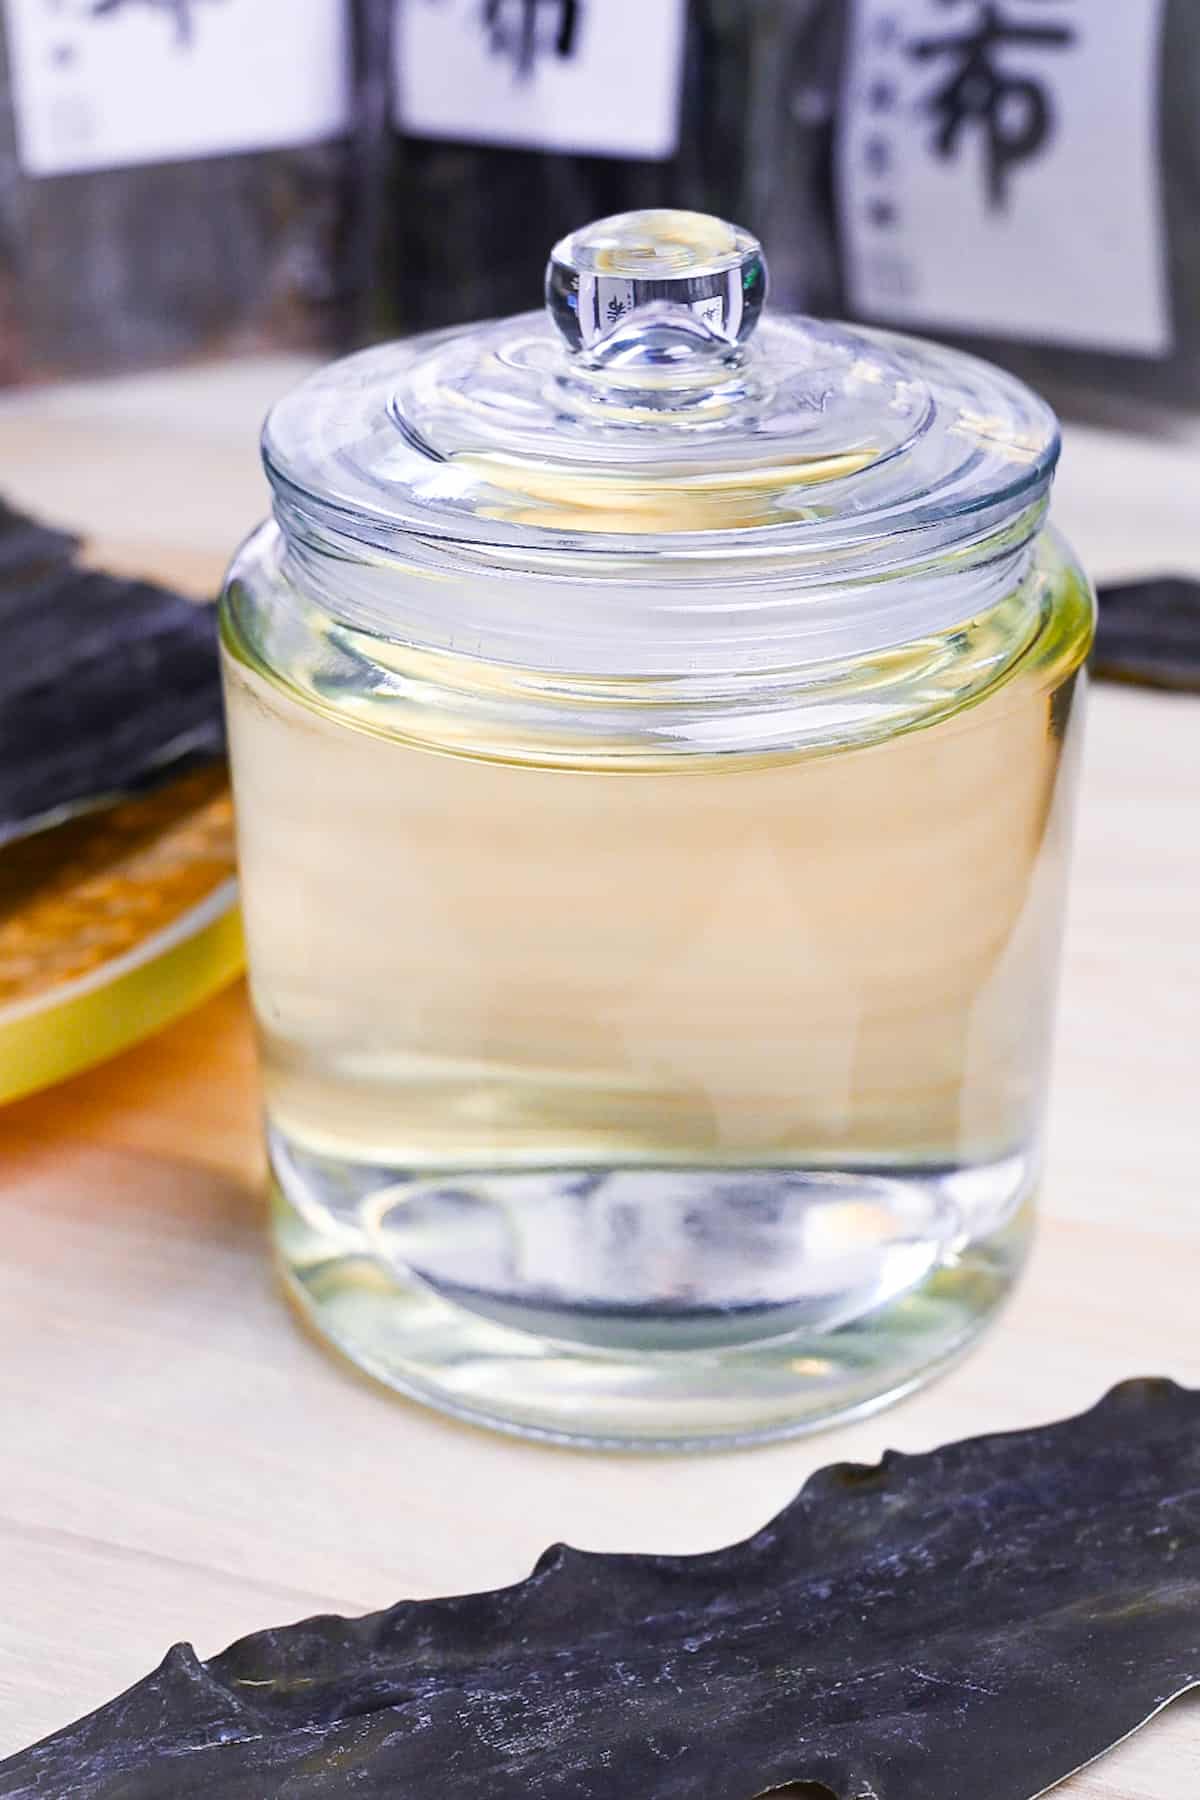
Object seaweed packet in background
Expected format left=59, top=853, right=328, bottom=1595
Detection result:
left=0, top=0, right=356, bottom=382
left=367, top=0, right=758, bottom=336
left=756, top=0, right=1200, bottom=420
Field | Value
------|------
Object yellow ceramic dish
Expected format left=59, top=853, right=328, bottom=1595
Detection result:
left=0, top=766, right=243, bottom=1104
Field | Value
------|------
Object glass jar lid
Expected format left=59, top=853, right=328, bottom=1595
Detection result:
left=264, top=208, right=1059, bottom=553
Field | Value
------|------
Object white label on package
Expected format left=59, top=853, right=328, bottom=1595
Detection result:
left=838, top=0, right=1172, bottom=356
left=3, top=0, right=351, bottom=177
left=394, top=0, right=688, bottom=161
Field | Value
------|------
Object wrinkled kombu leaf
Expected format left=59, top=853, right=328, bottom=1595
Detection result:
left=0, top=500, right=224, bottom=848
left=3, top=1380, right=1198, bottom=1799
left=0, top=495, right=77, bottom=577
left=1095, top=576, right=1200, bottom=693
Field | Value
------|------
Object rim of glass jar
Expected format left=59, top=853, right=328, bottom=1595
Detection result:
left=263, top=429, right=1058, bottom=564
left=263, top=475, right=1056, bottom=679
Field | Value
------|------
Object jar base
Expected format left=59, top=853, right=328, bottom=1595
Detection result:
left=272, top=1167, right=1030, bottom=1451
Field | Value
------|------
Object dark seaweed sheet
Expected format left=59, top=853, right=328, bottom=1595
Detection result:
left=2, top=1380, right=1198, bottom=1799
left=0, top=493, right=76, bottom=576
left=0, top=501, right=223, bottom=847
left=1095, top=575, right=1200, bottom=692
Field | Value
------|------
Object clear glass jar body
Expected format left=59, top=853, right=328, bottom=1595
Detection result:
left=221, top=518, right=1093, bottom=1447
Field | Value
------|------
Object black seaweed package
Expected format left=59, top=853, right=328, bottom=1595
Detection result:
left=0, top=0, right=357, bottom=383
left=359, top=0, right=760, bottom=337
left=757, top=0, right=1200, bottom=418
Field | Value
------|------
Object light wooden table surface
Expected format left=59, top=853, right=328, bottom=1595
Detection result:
left=1, top=361, right=1199, bottom=1789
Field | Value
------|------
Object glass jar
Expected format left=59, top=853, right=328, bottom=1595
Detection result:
left=220, top=209, right=1093, bottom=1449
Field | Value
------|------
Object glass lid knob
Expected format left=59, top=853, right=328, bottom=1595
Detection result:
left=545, top=209, right=768, bottom=363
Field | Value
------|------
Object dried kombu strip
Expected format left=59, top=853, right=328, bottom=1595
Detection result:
left=0, top=502, right=223, bottom=847
left=0, top=495, right=76, bottom=577
left=1095, top=576, right=1200, bottom=692
left=3, top=1380, right=1198, bottom=1798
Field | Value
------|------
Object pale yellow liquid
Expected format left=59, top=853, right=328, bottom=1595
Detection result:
left=230, top=658, right=1078, bottom=1164
left=221, top=533, right=1090, bottom=1362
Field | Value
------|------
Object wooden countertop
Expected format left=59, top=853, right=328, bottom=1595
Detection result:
left=1, top=361, right=1199, bottom=1788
